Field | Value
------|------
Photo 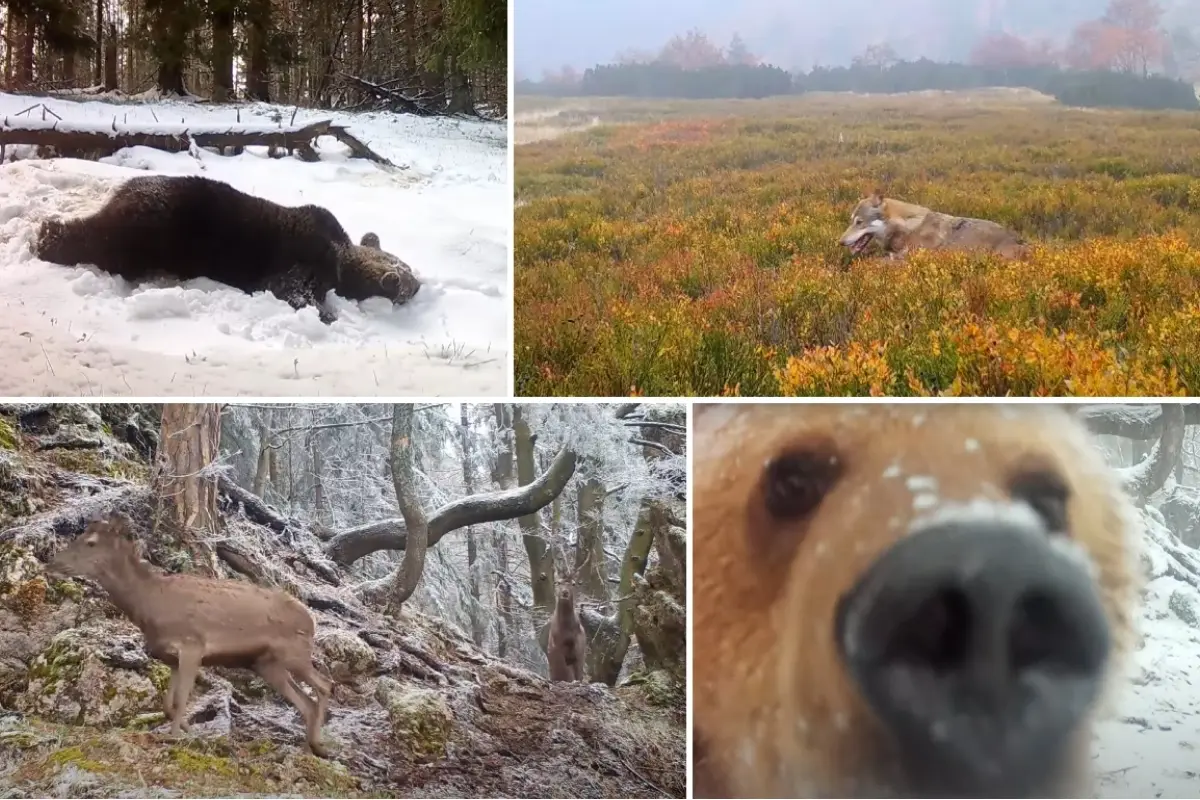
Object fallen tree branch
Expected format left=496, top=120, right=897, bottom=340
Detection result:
left=217, top=474, right=304, bottom=541
left=0, top=117, right=394, bottom=166
left=337, top=72, right=441, bottom=116
left=324, top=446, right=578, bottom=566
left=1076, top=404, right=1200, bottom=440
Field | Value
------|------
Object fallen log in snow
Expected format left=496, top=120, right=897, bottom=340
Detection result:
left=0, top=116, right=397, bottom=167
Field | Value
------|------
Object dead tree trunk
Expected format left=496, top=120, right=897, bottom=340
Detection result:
left=155, top=403, right=222, bottom=576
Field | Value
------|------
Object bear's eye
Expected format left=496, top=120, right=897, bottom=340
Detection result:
left=762, top=444, right=843, bottom=520
left=1009, top=466, right=1070, bottom=534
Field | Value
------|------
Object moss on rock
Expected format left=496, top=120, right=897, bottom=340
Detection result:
left=375, top=676, right=454, bottom=761
left=622, top=669, right=683, bottom=708
left=0, top=544, right=54, bottom=623
left=43, top=447, right=149, bottom=482
left=20, top=626, right=162, bottom=727
left=168, top=744, right=236, bottom=776
left=315, top=628, right=377, bottom=684
left=0, top=416, right=19, bottom=450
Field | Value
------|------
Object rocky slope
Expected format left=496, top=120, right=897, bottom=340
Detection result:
left=0, top=404, right=685, bottom=798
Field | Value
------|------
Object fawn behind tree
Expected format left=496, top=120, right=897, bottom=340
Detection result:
left=47, top=511, right=334, bottom=757
left=547, top=581, right=587, bottom=682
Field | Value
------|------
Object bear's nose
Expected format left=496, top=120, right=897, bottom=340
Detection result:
left=835, top=513, right=1110, bottom=797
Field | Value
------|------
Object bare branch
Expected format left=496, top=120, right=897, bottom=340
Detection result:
left=324, top=446, right=578, bottom=566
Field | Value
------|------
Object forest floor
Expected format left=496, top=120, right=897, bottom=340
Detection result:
left=514, top=92, right=1200, bottom=397
left=0, top=93, right=508, bottom=397
left=0, top=405, right=685, bottom=798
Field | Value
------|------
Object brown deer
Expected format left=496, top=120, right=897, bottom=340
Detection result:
left=547, top=582, right=587, bottom=682
left=46, top=512, right=333, bottom=757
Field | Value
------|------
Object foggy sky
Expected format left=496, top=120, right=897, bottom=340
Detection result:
left=515, top=0, right=1130, bottom=78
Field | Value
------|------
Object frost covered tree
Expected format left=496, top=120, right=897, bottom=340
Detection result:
left=217, top=401, right=687, bottom=685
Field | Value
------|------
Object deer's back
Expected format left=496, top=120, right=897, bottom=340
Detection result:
left=137, top=574, right=315, bottom=660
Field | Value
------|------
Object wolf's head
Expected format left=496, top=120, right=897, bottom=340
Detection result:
left=839, top=192, right=890, bottom=255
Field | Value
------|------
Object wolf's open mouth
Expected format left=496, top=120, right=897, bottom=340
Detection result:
left=850, top=231, right=873, bottom=254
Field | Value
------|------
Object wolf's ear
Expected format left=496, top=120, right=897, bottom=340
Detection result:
left=869, top=189, right=884, bottom=204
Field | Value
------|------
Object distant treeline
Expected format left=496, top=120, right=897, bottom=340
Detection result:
left=518, top=60, right=1200, bottom=112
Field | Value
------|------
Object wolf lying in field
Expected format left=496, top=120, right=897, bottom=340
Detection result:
left=839, top=192, right=1030, bottom=260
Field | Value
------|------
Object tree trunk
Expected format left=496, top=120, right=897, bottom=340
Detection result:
left=575, top=459, right=608, bottom=600
left=94, top=0, right=104, bottom=85
left=460, top=405, right=485, bottom=647
left=155, top=403, right=222, bottom=576
left=403, top=0, right=418, bottom=85
left=1125, top=403, right=1186, bottom=504
left=245, top=0, right=271, bottom=101
left=516, top=407, right=555, bottom=619
left=151, top=0, right=190, bottom=95
left=103, top=23, right=117, bottom=91
left=252, top=410, right=273, bottom=496
left=18, top=10, right=34, bottom=87
left=387, top=404, right=429, bottom=609
left=211, top=2, right=235, bottom=101
left=445, top=54, right=474, bottom=114
left=308, top=424, right=327, bottom=524
left=492, top=403, right=514, bottom=658
left=585, top=500, right=662, bottom=685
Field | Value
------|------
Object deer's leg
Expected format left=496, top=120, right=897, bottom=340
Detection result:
left=168, top=645, right=203, bottom=737
left=293, top=661, right=333, bottom=730
left=255, top=657, right=329, bottom=758
left=161, top=667, right=191, bottom=731
left=163, top=668, right=179, bottom=717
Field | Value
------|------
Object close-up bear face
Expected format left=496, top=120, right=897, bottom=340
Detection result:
left=692, top=403, right=1140, bottom=799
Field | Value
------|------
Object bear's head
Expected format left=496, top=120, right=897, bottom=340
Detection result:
left=335, top=232, right=421, bottom=305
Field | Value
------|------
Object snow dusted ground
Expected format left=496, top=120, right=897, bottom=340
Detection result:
left=0, top=93, right=508, bottom=397
left=1094, top=491, right=1200, bottom=796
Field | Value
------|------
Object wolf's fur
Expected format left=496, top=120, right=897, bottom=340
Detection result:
left=840, top=192, right=1030, bottom=260
left=35, top=175, right=419, bottom=323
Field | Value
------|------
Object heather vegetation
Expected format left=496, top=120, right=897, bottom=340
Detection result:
left=514, top=95, right=1200, bottom=397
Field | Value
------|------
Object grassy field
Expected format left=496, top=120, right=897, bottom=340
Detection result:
left=514, top=92, right=1200, bottom=397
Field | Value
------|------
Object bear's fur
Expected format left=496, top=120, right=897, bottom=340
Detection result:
left=34, top=174, right=420, bottom=324
left=693, top=404, right=1139, bottom=799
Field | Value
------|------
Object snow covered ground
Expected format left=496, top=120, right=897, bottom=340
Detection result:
left=0, top=93, right=508, bottom=397
left=1094, top=489, right=1200, bottom=796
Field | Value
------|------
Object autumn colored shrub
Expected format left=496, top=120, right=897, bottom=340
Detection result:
left=514, top=96, right=1200, bottom=397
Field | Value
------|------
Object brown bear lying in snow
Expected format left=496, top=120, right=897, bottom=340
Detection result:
left=35, top=174, right=420, bottom=324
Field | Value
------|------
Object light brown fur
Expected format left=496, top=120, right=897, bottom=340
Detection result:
left=693, top=404, right=1138, bottom=798
left=547, top=584, right=587, bottom=682
left=840, top=192, right=1031, bottom=260
left=47, top=512, right=334, bottom=757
